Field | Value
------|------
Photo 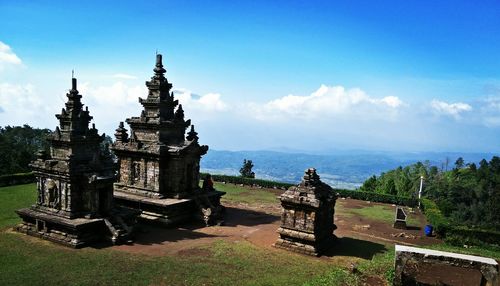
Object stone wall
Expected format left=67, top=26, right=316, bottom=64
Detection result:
left=394, top=245, right=499, bottom=286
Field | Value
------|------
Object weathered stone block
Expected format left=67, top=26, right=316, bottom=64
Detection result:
left=394, top=245, right=499, bottom=286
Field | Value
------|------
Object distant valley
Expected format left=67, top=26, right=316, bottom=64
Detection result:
left=201, top=150, right=496, bottom=189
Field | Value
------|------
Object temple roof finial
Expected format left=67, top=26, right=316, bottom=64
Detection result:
left=70, top=68, right=79, bottom=95
left=114, top=121, right=129, bottom=143
left=154, top=53, right=166, bottom=78
left=187, top=125, right=199, bottom=141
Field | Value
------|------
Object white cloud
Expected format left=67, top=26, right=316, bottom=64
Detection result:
left=81, top=81, right=145, bottom=106
left=0, top=83, right=40, bottom=110
left=112, top=73, right=137, bottom=80
left=379, top=96, right=403, bottom=108
left=483, top=97, right=500, bottom=111
left=0, top=83, right=51, bottom=125
left=249, top=84, right=404, bottom=121
left=430, top=99, right=472, bottom=119
left=477, top=97, right=500, bottom=127
left=76, top=81, right=147, bottom=134
left=0, top=41, right=22, bottom=70
left=71, top=83, right=229, bottom=135
left=482, top=116, right=500, bottom=127
left=173, top=88, right=228, bottom=112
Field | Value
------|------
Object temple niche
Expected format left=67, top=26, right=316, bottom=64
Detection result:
left=16, top=78, right=137, bottom=248
left=275, top=168, right=337, bottom=256
left=111, top=54, right=225, bottom=226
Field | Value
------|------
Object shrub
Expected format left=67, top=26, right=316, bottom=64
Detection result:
left=202, top=173, right=418, bottom=207
left=336, top=189, right=418, bottom=207
left=200, top=173, right=294, bottom=189
left=445, top=226, right=500, bottom=247
left=420, top=198, right=450, bottom=236
left=0, top=172, right=35, bottom=187
left=421, top=197, right=500, bottom=247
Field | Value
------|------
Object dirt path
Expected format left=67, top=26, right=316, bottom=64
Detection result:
left=113, top=198, right=441, bottom=258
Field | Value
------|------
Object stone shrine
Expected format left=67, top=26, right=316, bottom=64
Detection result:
left=16, top=77, right=136, bottom=248
left=111, top=54, right=224, bottom=226
left=275, top=168, right=337, bottom=256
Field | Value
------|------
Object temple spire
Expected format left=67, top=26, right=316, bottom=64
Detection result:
left=153, top=54, right=166, bottom=79
left=70, top=69, right=78, bottom=92
left=186, top=125, right=199, bottom=141
left=114, top=121, right=129, bottom=143
left=71, top=78, right=77, bottom=91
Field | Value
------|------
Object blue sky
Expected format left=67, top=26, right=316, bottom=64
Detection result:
left=1, top=1, right=500, bottom=153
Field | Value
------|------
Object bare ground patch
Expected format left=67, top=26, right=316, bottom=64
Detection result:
left=112, top=198, right=441, bottom=260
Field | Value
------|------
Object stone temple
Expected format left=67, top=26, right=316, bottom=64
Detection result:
left=111, top=54, right=225, bottom=226
left=16, top=78, right=136, bottom=248
left=275, top=168, right=337, bottom=256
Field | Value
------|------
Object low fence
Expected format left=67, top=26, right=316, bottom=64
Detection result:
left=336, top=189, right=418, bottom=207
left=200, top=173, right=294, bottom=189
left=202, top=172, right=418, bottom=207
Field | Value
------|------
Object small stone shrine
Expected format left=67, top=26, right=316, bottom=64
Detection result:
left=275, top=168, right=337, bottom=256
left=16, top=77, right=136, bottom=248
left=111, top=54, right=225, bottom=226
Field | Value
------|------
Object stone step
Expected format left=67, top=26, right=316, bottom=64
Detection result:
left=103, top=216, right=133, bottom=245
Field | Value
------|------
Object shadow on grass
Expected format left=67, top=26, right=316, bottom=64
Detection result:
left=323, top=236, right=387, bottom=259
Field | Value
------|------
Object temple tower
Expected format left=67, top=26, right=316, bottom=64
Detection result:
left=111, top=54, right=224, bottom=226
left=16, top=78, right=136, bottom=247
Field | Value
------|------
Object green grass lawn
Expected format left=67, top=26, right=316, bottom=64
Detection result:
left=2, top=183, right=498, bottom=286
left=338, top=202, right=420, bottom=226
left=428, top=243, right=500, bottom=261
left=0, top=231, right=339, bottom=286
left=0, top=183, right=36, bottom=229
left=214, top=182, right=281, bottom=205
left=0, top=183, right=348, bottom=286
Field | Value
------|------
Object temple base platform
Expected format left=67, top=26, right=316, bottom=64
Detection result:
left=113, top=189, right=226, bottom=227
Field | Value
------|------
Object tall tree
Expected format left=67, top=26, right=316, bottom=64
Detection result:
left=239, top=159, right=255, bottom=178
left=0, top=125, right=51, bottom=175
left=455, top=157, right=464, bottom=169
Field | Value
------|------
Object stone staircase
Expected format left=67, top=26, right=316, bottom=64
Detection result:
left=103, top=214, right=134, bottom=245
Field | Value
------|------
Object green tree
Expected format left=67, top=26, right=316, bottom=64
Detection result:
left=360, top=156, right=500, bottom=230
left=239, top=159, right=255, bottom=178
left=455, top=157, right=464, bottom=169
left=360, top=175, right=377, bottom=192
left=0, top=125, right=51, bottom=175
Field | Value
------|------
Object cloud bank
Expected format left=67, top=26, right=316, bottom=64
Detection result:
left=430, top=99, right=472, bottom=119
left=249, top=84, right=404, bottom=121
left=0, top=40, right=498, bottom=152
left=0, top=41, right=22, bottom=70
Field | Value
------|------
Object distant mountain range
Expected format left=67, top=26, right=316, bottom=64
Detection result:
left=200, top=150, right=497, bottom=189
